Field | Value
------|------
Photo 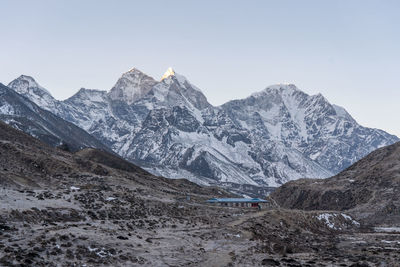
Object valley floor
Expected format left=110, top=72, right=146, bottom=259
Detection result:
left=1, top=186, right=400, bottom=267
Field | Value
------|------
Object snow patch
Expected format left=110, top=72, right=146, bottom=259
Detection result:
left=341, top=213, right=360, bottom=226
left=374, top=227, right=400, bottom=233
left=317, top=213, right=338, bottom=229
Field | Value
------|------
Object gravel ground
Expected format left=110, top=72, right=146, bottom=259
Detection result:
left=1, top=185, right=400, bottom=266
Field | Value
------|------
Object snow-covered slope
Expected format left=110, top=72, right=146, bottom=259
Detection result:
left=0, top=83, right=109, bottom=152
left=7, top=75, right=58, bottom=111
left=6, top=69, right=399, bottom=190
left=222, top=84, right=396, bottom=174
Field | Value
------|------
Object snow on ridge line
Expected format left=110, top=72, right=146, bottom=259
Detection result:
left=9, top=75, right=52, bottom=95
left=7, top=70, right=328, bottom=108
left=161, top=67, right=175, bottom=80
left=250, top=83, right=300, bottom=98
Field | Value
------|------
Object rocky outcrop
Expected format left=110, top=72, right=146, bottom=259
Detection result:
left=271, top=141, right=400, bottom=225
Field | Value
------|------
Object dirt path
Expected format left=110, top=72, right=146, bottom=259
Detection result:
left=195, top=210, right=271, bottom=266
left=198, top=251, right=232, bottom=267
left=227, top=210, right=269, bottom=227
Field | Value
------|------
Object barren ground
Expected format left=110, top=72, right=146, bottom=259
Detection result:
left=1, top=184, right=400, bottom=266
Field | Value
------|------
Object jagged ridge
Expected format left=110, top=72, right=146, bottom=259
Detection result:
left=4, top=69, right=398, bottom=191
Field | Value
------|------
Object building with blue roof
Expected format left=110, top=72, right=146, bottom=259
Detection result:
left=206, top=198, right=268, bottom=209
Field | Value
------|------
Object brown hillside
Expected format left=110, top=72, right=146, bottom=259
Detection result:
left=271, top=142, right=400, bottom=225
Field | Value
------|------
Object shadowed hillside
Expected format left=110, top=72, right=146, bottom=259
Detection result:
left=271, top=142, right=400, bottom=225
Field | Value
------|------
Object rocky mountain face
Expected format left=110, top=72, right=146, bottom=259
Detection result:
left=6, top=69, right=399, bottom=191
left=0, top=83, right=109, bottom=152
left=271, top=141, right=400, bottom=225
left=221, top=84, right=396, bottom=174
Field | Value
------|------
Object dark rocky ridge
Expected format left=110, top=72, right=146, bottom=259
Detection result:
left=271, top=141, right=400, bottom=225
left=0, top=120, right=222, bottom=197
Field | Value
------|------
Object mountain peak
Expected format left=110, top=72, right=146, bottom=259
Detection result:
left=8, top=75, right=52, bottom=96
left=108, top=68, right=157, bottom=104
left=161, top=67, right=175, bottom=81
left=266, top=83, right=299, bottom=92
left=7, top=75, right=57, bottom=111
left=67, top=88, right=107, bottom=103
left=250, top=83, right=300, bottom=98
left=123, top=67, right=146, bottom=77
left=18, top=74, right=37, bottom=83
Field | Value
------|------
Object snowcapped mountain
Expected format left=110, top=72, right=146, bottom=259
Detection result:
left=221, top=84, right=396, bottom=174
left=108, top=68, right=157, bottom=104
left=0, top=82, right=109, bottom=152
left=7, top=75, right=58, bottom=111
left=6, top=69, right=399, bottom=192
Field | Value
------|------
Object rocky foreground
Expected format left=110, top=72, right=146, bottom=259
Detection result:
left=1, top=187, right=400, bottom=266
left=0, top=122, right=400, bottom=266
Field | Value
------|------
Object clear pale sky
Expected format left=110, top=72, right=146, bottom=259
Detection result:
left=1, top=0, right=399, bottom=136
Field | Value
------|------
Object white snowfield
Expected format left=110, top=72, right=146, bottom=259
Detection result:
left=5, top=68, right=398, bottom=189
